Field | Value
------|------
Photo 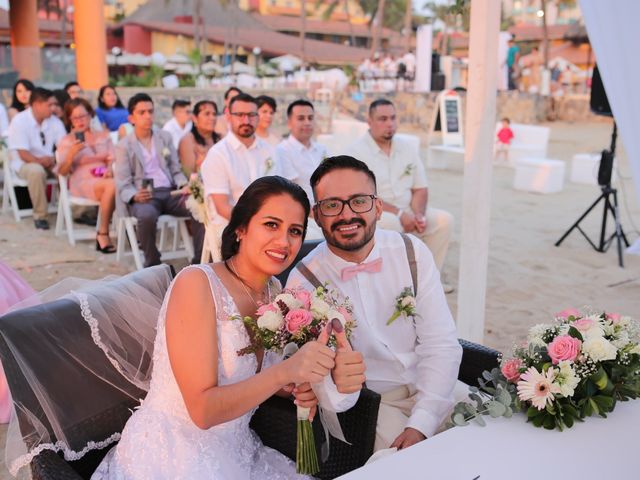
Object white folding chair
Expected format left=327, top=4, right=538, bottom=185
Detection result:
left=2, top=151, right=58, bottom=221
left=54, top=174, right=101, bottom=245
left=200, top=199, right=226, bottom=263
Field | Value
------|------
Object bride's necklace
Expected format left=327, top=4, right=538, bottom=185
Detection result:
left=225, top=257, right=271, bottom=309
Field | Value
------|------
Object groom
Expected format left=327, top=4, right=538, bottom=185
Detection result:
left=287, top=155, right=462, bottom=452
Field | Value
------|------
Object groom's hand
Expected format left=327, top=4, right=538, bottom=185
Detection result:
left=330, top=318, right=366, bottom=394
left=390, top=427, right=426, bottom=450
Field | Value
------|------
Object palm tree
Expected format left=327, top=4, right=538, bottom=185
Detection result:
left=370, top=0, right=387, bottom=55
left=300, top=0, right=307, bottom=67
left=402, top=0, right=412, bottom=52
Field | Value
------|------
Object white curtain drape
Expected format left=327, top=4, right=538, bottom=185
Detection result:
left=580, top=0, right=640, bottom=208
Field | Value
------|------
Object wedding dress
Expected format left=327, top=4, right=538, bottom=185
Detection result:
left=92, top=264, right=308, bottom=479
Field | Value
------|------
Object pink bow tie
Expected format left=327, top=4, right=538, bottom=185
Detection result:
left=341, top=257, right=383, bottom=282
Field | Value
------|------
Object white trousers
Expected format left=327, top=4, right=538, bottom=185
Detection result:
left=377, top=207, right=453, bottom=271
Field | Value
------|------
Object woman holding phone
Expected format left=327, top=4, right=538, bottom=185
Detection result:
left=57, top=98, right=117, bottom=253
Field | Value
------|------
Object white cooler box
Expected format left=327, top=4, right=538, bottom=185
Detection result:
left=513, top=158, right=565, bottom=194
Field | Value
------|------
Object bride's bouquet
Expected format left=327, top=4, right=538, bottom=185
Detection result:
left=451, top=308, right=640, bottom=431
left=238, top=284, right=356, bottom=475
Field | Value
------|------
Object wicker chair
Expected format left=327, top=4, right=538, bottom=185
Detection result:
left=0, top=243, right=500, bottom=479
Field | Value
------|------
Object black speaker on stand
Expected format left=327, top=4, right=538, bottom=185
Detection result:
left=555, top=65, right=629, bottom=267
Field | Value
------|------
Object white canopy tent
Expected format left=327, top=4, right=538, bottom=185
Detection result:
left=579, top=0, right=640, bottom=211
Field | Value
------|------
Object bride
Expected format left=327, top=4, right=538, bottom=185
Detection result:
left=92, top=176, right=338, bottom=479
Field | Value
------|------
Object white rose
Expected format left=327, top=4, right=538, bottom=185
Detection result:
left=583, top=325, right=605, bottom=339
left=611, top=331, right=630, bottom=349
left=311, top=297, right=331, bottom=318
left=327, top=309, right=345, bottom=326
left=401, top=296, right=416, bottom=308
left=274, top=293, right=302, bottom=310
left=257, top=310, right=284, bottom=332
left=583, top=336, right=618, bottom=362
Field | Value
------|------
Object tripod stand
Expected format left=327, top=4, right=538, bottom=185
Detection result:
left=555, top=123, right=630, bottom=267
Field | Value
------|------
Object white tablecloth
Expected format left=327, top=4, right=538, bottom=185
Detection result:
left=338, top=400, right=640, bottom=479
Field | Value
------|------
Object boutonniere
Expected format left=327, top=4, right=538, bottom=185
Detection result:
left=401, top=163, right=415, bottom=178
left=264, top=157, right=274, bottom=174
left=387, top=287, right=417, bottom=325
left=161, top=147, right=171, bottom=159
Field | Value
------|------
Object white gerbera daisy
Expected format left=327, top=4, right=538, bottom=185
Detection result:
left=517, top=367, right=561, bottom=410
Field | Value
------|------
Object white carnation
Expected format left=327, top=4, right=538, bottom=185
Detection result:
left=257, top=310, right=284, bottom=332
left=274, top=293, right=302, bottom=310
left=583, top=336, right=618, bottom=362
left=554, top=361, right=580, bottom=397
left=327, top=309, right=345, bottom=326
left=527, top=324, right=548, bottom=347
left=311, top=297, right=331, bottom=318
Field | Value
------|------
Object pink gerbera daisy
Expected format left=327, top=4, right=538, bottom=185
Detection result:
left=517, top=367, right=561, bottom=410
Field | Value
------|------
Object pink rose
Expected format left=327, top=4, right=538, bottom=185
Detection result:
left=501, top=358, right=523, bottom=383
left=338, top=306, right=352, bottom=324
left=256, top=303, right=277, bottom=316
left=606, top=313, right=621, bottom=324
left=556, top=308, right=582, bottom=320
left=294, top=289, right=312, bottom=310
left=285, top=309, right=313, bottom=334
left=547, top=335, right=582, bottom=364
left=572, top=318, right=594, bottom=332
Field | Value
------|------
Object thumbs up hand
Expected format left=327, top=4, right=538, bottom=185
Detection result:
left=330, top=318, right=366, bottom=394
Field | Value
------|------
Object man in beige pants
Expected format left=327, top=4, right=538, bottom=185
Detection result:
left=346, top=98, right=454, bottom=292
left=8, top=87, right=66, bottom=229
left=287, top=156, right=462, bottom=455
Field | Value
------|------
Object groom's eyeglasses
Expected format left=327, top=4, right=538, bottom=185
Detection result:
left=315, top=195, right=377, bottom=217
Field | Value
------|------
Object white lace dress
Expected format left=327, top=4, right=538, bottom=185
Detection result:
left=92, top=265, right=308, bottom=479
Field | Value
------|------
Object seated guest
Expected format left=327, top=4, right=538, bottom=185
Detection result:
left=95, top=85, right=129, bottom=133
left=64, top=81, right=83, bottom=100
left=214, top=86, right=241, bottom=138
left=275, top=99, right=326, bottom=239
left=345, top=98, right=454, bottom=292
left=178, top=100, right=220, bottom=176
left=8, top=87, right=67, bottom=230
left=8, top=79, right=34, bottom=121
left=51, top=89, right=70, bottom=123
left=255, top=95, right=280, bottom=146
left=162, top=99, right=192, bottom=150
left=115, top=93, right=204, bottom=267
left=56, top=98, right=117, bottom=253
left=201, top=93, right=286, bottom=222
left=287, top=155, right=462, bottom=454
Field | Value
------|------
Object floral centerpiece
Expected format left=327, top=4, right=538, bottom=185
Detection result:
left=238, top=284, right=356, bottom=475
left=451, top=308, right=640, bottom=431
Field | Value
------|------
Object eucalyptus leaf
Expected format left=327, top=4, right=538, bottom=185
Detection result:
left=474, top=415, right=486, bottom=427
left=452, top=413, right=468, bottom=426
left=487, top=401, right=507, bottom=418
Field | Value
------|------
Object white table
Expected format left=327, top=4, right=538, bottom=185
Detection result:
left=338, top=400, right=640, bottom=479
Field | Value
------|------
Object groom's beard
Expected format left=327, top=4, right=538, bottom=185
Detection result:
left=322, top=218, right=376, bottom=252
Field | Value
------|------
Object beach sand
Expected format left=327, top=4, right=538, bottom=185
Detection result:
left=0, top=119, right=638, bottom=478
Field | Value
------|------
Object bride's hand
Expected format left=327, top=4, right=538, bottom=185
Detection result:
left=282, top=342, right=335, bottom=385
left=293, top=382, right=318, bottom=421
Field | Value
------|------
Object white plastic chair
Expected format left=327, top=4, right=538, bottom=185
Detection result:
left=54, top=174, right=101, bottom=245
left=200, top=199, right=226, bottom=263
left=2, top=150, right=58, bottom=221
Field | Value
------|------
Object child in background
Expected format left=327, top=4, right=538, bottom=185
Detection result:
left=495, top=117, right=514, bottom=163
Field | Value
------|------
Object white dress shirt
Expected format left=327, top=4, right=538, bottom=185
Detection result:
left=162, top=117, right=193, bottom=150
left=8, top=108, right=66, bottom=172
left=346, top=133, right=428, bottom=211
left=275, top=135, right=327, bottom=202
left=200, top=132, right=283, bottom=205
left=286, top=230, right=462, bottom=437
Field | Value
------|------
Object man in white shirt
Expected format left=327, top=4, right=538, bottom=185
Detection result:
left=162, top=99, right=192, bottom=149
left=201, top=93, right=286, bottom=222
left=345, top=98, right=454, bottom=292
left=8, top=87, right=66, bottom=229
left=287, top=155, right=461, bottom=453
left=115, top=93, right=204, bottom=267
left=275, top=99, right=326, bottom=239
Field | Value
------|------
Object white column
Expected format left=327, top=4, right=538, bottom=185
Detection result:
left=456, top=0, right=501, bottom=343
left=414, top=24, right=432, bottom=92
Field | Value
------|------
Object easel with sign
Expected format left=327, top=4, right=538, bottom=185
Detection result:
left=427, top=90, right=465, bottom=169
